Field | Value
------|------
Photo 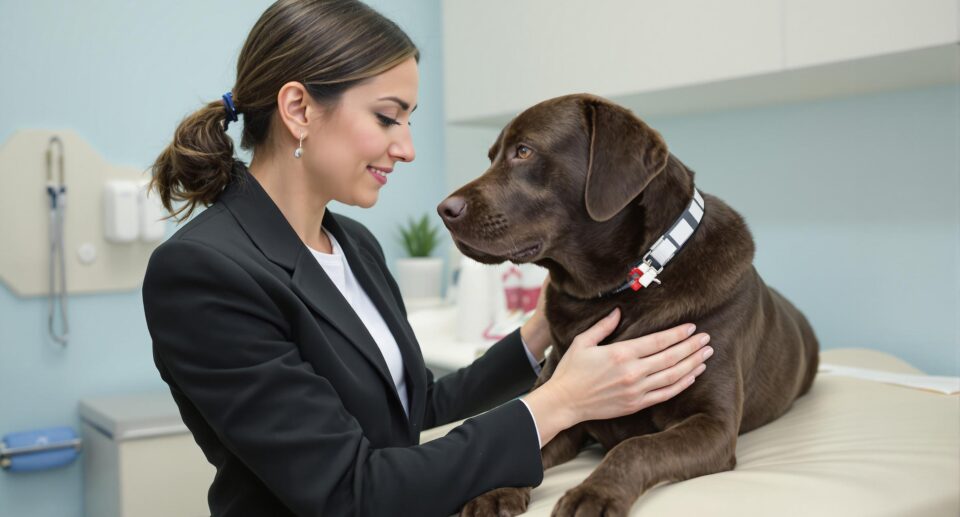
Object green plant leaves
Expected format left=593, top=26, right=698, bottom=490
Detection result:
left=398, top=213, right=440, bottom=257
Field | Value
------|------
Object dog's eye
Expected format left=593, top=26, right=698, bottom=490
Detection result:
left=516, top=145, right=533, bottom=159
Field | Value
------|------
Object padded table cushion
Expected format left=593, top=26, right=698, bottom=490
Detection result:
left=420, top=348, right=960, bottom=516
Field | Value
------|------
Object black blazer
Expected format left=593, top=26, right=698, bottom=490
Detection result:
left=142, top=163, right=543, bottom=517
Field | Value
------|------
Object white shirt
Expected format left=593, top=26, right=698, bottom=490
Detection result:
left=308, top=229, right=409, bottom=416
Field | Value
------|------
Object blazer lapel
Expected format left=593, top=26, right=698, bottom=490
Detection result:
left=218, top=165, right=399, bottom=410
left=324, top=215, right=428, bottom=435
left=289, top=251, right=397, bottom=398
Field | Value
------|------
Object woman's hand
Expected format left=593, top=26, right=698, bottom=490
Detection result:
left=519, top=275, right=552, bottom=361
left=523, top=308, right=711, bottom=446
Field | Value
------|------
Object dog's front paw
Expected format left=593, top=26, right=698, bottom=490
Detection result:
left=461, top=487, right=532, bottom=517
left=551, top=483, right=628, bottom=517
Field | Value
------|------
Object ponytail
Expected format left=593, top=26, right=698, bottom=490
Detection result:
left=149, top=100, right=237, bottom=221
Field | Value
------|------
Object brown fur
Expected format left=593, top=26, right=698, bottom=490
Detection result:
left=439, top=94, right=820, bottom=517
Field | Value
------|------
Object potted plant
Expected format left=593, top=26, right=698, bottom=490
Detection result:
left=395, top=214, right=444, bottom=306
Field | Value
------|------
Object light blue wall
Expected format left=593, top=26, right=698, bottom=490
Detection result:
left=0, top=1, right=444, bottom=516
left=646, top=84, right=960, bottom=377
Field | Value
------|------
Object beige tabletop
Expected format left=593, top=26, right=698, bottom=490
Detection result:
left=421, top=348, right=960, bottom=516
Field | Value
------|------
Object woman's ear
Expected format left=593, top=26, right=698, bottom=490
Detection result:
left=276, top=81, right=311, bottom=140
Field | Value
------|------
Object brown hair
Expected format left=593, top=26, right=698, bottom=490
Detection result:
left=150, top=0, right=419, bottom=220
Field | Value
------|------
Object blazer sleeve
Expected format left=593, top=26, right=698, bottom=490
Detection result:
left=143, top=239, right=543, bottom=517
left=422, top=329, right=539, bottom=428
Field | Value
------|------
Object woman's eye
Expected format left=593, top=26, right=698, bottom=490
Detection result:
left=516, top=145, right=532, bottom=159
left=376, top=113, right=401, bottom=127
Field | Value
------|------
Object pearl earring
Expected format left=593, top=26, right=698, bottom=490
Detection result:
left=294, top=132, right=304, bottom=159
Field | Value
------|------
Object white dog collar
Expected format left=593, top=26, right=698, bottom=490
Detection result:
left=598, top=189, right=705, bottom=297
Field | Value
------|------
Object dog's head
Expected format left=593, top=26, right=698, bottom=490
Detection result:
left=438, top=94, right=672, bottom=284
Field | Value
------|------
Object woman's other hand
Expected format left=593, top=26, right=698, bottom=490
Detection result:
left=519, top=274, right=552, bottom=360
left=523, top=308, right=712, bottom=446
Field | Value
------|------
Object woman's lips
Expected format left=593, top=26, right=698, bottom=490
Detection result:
left=367, top=165, right=390, bottom=185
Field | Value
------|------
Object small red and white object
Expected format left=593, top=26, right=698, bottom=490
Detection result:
left=483, top=264, right=548, bottom=340
left=519, top=264, right=547, bottom=312
left=629, top=262, right=661, bottom=291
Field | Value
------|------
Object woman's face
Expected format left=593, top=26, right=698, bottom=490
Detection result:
left=303, top=57, right=419, bottom=208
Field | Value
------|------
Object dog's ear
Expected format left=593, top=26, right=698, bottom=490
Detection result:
left=584, top=99, right=669, bottom=222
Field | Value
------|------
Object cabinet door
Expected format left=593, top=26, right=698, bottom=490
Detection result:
left=119, top=434, right=215, bottom=517
left=784, top=0, right=960, bottom=68
left=443, top=0, right=783, bottom=124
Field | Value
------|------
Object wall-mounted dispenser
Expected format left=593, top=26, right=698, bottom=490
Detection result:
left=103, top=180, right=140, bottom=243
left=103, top=179, right=167, bottom=244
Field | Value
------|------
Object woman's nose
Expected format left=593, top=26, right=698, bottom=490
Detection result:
left=389, top=128, right=416, bottom=162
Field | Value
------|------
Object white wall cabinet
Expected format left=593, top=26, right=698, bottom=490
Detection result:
left=442, top=0, right=960, bottom=124
left=783, top=0, right=960, bottom=68
left=443, top=0, right=782, bottom=122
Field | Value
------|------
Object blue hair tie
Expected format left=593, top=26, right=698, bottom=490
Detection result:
left=221, top=92, right=239, bottom=131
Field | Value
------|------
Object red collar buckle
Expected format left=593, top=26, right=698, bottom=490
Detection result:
left=627, top=262, right=662, bottom=291
left=629, top=267, right=645, bottom=291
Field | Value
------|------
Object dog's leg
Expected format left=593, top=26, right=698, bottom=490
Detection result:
left=552, top=413, right=737, bottom=517
left=461, top=424, right=587, bottom=517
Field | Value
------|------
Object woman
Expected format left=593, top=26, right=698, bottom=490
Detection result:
left=142, top=1, right=713, bottom=516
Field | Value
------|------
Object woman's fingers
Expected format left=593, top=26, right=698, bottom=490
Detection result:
left=638, top=332, right=711, bottom=376
left=638, top=364, right=705, bottom=408
left=639, top=338, right=712, bottom=393
left=570, top=308, right=621, bottom=349
left=618, top=323, right=698, bottom=359
left=637, top=340, right=712, bottom=410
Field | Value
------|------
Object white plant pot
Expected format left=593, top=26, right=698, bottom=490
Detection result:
left=395, top=257, right=444, bottom=306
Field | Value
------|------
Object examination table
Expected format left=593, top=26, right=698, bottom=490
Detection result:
left=419, top=348, right=960, bottom=516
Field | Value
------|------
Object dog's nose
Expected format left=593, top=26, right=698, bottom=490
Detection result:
left=438, top=196, right=467, bottom=222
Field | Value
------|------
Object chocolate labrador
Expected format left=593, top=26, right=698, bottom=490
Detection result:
left=438, top=94, right=819, bottom=517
